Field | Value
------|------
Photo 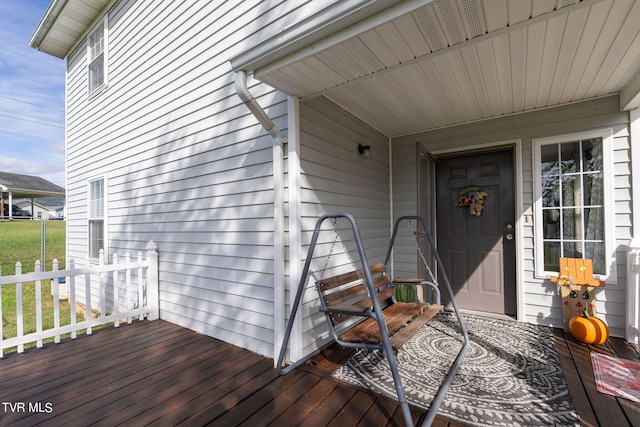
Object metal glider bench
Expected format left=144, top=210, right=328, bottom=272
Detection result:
left=277, top=213, right=469, bottom=427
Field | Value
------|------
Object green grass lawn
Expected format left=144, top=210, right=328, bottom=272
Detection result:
left=0, top=220, right=65, bottom=275
left=0, top=220, right=79, bottom=351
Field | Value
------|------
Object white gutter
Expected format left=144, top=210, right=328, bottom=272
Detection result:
left=234, top=71, right=286, bottom=364
left=253, top=0, right=436, bottom=80
left=29, top=0, right=68, bottom=51
left=229, top=0, right=404, bottom=73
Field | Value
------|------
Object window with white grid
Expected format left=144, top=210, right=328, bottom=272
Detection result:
left=88, top=178, right=105, bottom=259
left=533, top=129, right=614, bottom=280
left=88, top=18, right=107, bottom=94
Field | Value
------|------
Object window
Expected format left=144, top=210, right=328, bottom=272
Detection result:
left=88, top=18, right=107, bottom=94
left=88, top=178, right=105, bottom=259
left=533, top=129, right=614, bottom=279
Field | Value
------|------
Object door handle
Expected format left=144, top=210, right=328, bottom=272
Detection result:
left=505, top=233, right=514, bottom=240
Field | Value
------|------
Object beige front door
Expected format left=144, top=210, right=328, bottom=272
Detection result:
left=435, top=150, right=516, bottom=315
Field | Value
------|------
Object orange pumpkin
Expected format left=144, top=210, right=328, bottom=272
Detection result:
left=569, top=309, right=609, bottom=345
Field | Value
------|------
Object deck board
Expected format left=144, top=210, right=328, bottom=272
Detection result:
left=298, top=381, right=359, bottom=427
left=85, top=347, right=254, bottom=425
left=0, top=319, right=638, bottom=426
left=552, top=328, right=599, bottom=426
left=238, top=369, right=324, bottom=427
left=572, top=339, right=631, bottom=427
left=212, top=369, right=309, bottom=426
left=30, top=336, right=239, bottom=425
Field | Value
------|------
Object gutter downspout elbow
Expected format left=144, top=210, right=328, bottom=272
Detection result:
left=234, top=70, right=286, bottom=364
left=235, top=70, right=283, bottom=140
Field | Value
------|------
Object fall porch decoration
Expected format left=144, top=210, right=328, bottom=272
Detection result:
left=454, top=185, right=488, bottom=216
left=569, top=309, right=609, bottom=345
left=550, top=258, right=605, bottom=330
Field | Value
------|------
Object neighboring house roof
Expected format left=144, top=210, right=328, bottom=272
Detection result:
left=0, top=172, right=65, bottom=198
left=16, top=199, right=48, bottom=209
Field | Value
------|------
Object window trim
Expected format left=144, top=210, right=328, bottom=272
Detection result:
left=87, top=15, right=109, bottom=96
left=87, top=175, right=108, bottom=261
left=532, top=128, right=615, bottom=281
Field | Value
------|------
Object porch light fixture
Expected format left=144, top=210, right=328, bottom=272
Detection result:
left=358, top=144, right=371, bottom=158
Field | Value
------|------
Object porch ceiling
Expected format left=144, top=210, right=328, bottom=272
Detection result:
left=237, top=0, right=640, bottom=138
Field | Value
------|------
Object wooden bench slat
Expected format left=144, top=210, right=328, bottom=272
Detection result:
left=339, top=317, right=380, bottom=343
left=323, top=304, right=369, bottom=315
left=375, top=287, right=394, bottom=304
left=389, top=304, right=443, bottom=350
left=337, top=303, right=409, bottom=343
left=384, top=303, right=429, bottom=337
left=338, top=310, right=404, bottom=345
left=347, top=304, right=426, bottom=346
left=318, top=263, right=386, bottom=291
left=393, top=277, right=424, bottom=283
left=338, top=303, right=442, bottom=347
left=323, top=274, right=391, bottom=307
left=324, top=283, right=368, bottom=307
left=320, top=263, right=441, bottom=352
left=350, top=286, right=395, bottom=313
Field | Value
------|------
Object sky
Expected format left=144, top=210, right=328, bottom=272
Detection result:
left=0, top=0, right=66, bottom=188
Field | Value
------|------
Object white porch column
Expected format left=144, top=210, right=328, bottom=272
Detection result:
left=287, top=95, right=302, bottom=362
left=627, top=108, right=640, bottom=344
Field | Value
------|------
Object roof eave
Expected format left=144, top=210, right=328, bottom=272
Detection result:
left=29, top=0, right=112, bottom=59
left=229, top=0, right=434, bottom=74
left=3, top=189, right=66, bottom=198
left=29, top=0, right=69, bottom=58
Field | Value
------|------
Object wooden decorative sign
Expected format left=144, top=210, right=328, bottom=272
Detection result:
left=550, top=258, right=604, bottom=329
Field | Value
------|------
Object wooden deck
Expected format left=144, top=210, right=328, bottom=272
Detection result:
left=0, top=319, right=638, bottom=426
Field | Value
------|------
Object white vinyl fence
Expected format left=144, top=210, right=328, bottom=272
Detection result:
left=0, top=241, right=159, bottom=357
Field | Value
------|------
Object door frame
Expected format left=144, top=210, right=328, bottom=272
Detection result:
left=422, top=139, right=525, bottom=321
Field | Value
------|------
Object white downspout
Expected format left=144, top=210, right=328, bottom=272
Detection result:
left=235, top=70, right=286, bottom=364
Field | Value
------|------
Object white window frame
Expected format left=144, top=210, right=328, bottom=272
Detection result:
left=87, top=16, right=108, bottom=95
left=532, top=128, right=615, bottom=281
left=88, top=176, right=107, bottom=260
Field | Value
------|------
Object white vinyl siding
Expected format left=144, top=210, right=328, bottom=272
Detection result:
left=64, top=0, right=333, bottom=357
left=391, top=95, right=631, bottom=338
left=296, top=97, right=389, bottom=357
left=390, top=140, right=422, bottom=279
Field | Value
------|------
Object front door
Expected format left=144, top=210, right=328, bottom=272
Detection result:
left=435, top=150, right=516, bottom=315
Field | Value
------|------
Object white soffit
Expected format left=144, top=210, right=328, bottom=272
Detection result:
left=251, top=0, right=640, bottom=137
left=30, top=0, right=110, bottom=59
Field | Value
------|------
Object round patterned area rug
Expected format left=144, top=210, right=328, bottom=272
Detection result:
left=332, top=311, right=581, bottom=426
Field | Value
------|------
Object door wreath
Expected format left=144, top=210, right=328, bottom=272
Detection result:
left=455, top=185, right=488, bottom=216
